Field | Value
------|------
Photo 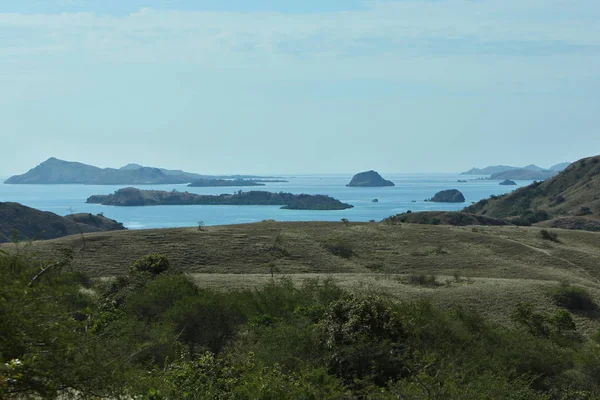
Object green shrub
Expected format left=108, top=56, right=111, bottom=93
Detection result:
left=131, top=253, right=170, bottom=275
left=551, top=284, right=597, bottom=311
left=324, top=240, right=355, bottom=259
left=540, top=229, right=560, bottom=243
left=407, top=274, right=441, bottom=287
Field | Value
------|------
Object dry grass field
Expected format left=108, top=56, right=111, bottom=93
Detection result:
left=5, top=221, right=600, bottom=332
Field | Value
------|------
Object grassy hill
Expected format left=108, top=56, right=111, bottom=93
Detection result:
left=8, top=220, right=600, bottom=331
left=465, top=155, right=600, bottom=226
left=0, top=202, right=125, bottom=243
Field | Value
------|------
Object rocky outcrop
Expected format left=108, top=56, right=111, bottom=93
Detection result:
left=429, top=189, right=466, bottom=203
left=347, top=171, right=394, bottom=187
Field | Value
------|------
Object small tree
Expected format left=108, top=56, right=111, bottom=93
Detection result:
left=197, top=221, right=205, bottom=231
left=266, top=261, right=280, bottom=278
left=131, top=253, right=170, bottom=275
left=341, top=218, right=349, bottom=226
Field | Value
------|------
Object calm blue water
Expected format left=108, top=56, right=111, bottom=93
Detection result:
left=0, top=175, right=529, bottom=229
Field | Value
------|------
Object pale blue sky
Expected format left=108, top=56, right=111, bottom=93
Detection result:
left=1, top=0, right=599, bottom=175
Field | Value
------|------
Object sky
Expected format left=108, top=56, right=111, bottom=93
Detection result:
left=1, top=0, right=599, bottom=176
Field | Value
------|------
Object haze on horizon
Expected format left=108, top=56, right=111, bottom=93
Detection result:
left=1, top=0, right=599, bottom=177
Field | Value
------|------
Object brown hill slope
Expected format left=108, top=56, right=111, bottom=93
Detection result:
left=4, top=221, right=600, bottom=331
left=0, top=202, right=125, bottom=243
left=464, top=155, right=600, bottom=224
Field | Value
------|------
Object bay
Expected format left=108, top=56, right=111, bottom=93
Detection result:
left=0, top=174, right=530, bottom=229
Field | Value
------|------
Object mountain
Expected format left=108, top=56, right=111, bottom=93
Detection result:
left=550, top=162, right=571, bottom=172
left=489, top=169, right=556, bottom=181
left=5, top=157, right=103, bottom=184
left=522, top=164, right=546, bottom=171
left=5, top=158, right=274, bottom=185
left=346, top=170, right=394, bottom=187
left=120, top=163, right=145, bottom=171
left=461, top=165, right=518, bottom=175
left=0, top=202, right=125, bottom=243
left=462, top=163, right=570, bottom=176
left=464, top=155, right=600, bottom=228
left=87, top=188, right=353, bottom=210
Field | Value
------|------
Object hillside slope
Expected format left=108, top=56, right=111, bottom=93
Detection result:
left=0, top=203, right=125, bottom=243
left=6, top=221, right=600, bottom=330
left=464, top=155, right=600, bottom=224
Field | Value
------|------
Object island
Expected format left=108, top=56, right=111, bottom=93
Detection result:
left=347, top=170, right=394, bottom=187
left=461, top=163, right=569, bottom=176
left=5, top=157, right=281, bottom=185
left=490, top=169, right=556, bottom=181
left=87, top=188, right=353, bottom=210
left=429, top=189, right=466, bottom=203
left=188, top=179, right=289, bottom=187
left=499, top=180, right=517, bottom=186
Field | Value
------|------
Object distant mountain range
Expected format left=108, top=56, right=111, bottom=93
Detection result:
left=461, top=162, right=571, bottom=179
left=4, top=158, right=274, bottom=185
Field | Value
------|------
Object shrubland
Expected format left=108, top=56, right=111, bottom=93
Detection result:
left=3, top=250, right=600, bottom=399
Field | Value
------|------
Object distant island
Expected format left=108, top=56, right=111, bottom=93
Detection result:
left=429, top=189, right=466, bottom=203
left=499, top=179, right=517, bottom=186
left=490, top=169, right=555, bottom=181
left=461, top=162, right=570, bottom=177
left=188, top=179, right=288, bottom=187
left=5, top=157, right=279, bottom=185
left=0, top=202, right=125, bottom=243
left=347, top=170, right=394, bottom=187
left=87, top=188, right=353, bottom=210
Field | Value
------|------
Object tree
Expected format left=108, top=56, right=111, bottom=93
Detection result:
left=266, top=261, right=280, bottom=278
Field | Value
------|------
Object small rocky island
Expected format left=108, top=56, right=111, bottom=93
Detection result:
left=499, top=180, right=517, bottom=186
left=429, top=189, right=466, bottom=203
left=347, top=170, right=394, bottom=187
left=188, top=179, right=289, bottom=187
left=87, top=188, right=353, bottom=210
left=189, top=179, right=266, bottom=187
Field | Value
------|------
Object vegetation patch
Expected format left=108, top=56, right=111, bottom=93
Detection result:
left=551, top=283, right=598, bottom=311
left=324, top=240, right=356, bottom=259
left=406, top=274, right=443, bottom=287
left=540, top=229, right=561, bottom=243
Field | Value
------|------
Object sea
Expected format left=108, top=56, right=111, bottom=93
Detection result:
left=0, top=174, right=530, bottom=230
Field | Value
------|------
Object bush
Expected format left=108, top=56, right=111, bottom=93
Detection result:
left=551, top=284, right=597, bottom=311
left=131, top=253, right=170, bottom=275
left=407, top=274, right=441, bottom=287
left=324, top=240, right=355, bottom=259
left=540, top=229, right=561, bottom=243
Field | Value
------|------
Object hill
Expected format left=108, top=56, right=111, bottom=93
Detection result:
left=5, top=158, right=274, bottom=185
left=462, top=163, right=570, bottom=176
left=347, top=170, right=394, bottom=187
left=461, top=165, right=519, bottom=175
left=551, top=162, right=572, bottom=172
left=464, top=155, right=600, bottom=227
left=490, top=168, right=556, bottom=181
left=7, top=221, right=600, bottom=333
left=384, top=211, right=508, bottom=226
left=87, top=187, right=353, bottom=210
left=0, top=202, right=125, bottom=243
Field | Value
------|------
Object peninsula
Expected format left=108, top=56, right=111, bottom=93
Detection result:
left=5, top=157, right=277, bottom=185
